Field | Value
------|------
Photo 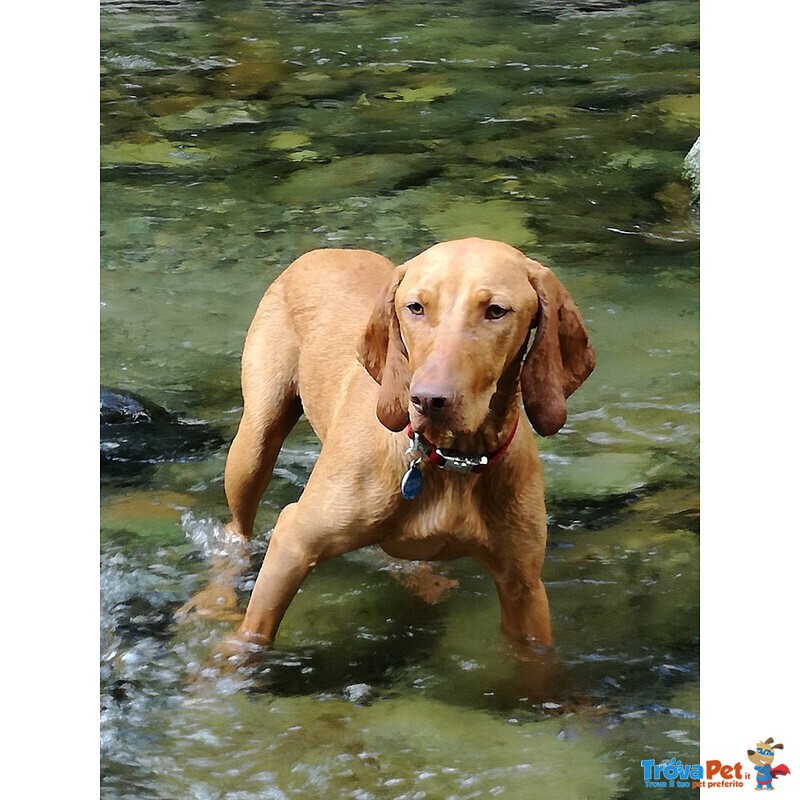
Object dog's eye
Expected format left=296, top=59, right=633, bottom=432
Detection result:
left=485, top=304, right=509, bottom=320
left=406, top=302, right=424, bottom=316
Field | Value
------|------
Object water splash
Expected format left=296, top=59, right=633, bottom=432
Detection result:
left=180, top=511, right=267, bottom=562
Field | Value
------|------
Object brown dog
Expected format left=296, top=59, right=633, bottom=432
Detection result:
left=224, top=238, right=594, bottom=650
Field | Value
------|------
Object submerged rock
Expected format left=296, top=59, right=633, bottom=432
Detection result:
left=100, top=139, right=213, bottom=168
left=268, top=153, right=439, bottom=204
left=412, top=190, right=537, bottom=248
left=100, top=387, right=222, bottom=482
left=152, top=100, right=271, bottom=133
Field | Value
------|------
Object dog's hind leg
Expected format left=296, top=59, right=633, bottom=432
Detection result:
left=225, top=282, right=303, bottom=540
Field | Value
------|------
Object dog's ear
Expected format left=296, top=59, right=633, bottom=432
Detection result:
left=520, top=260, right=595, bottom=436
left=357, top=265, right=410, bottom=431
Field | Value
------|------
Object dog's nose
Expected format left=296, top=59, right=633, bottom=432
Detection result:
left=410, top=386, right=453, bottom=417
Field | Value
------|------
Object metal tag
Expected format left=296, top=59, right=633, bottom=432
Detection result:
left=401, top=458, right=424, bottom=500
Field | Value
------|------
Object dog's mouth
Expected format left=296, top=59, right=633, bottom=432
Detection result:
left=408, top=404, right=504, bottom=454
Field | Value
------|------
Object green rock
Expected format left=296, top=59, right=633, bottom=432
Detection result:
left=100, top=139, right=213, bottom=167
left=147, top=93, right=208, bottom=117
left=153, top=100, right=270, bottom=132
left=281, top=72, right=357, bottom=100
left=160, top=691, right=623, bottom=800
left=506, top=104, right=577, bottom=128
left=546, top=452, right=652, bottom=499
left=380, top=83, right=457, bottom=104
left=100, top=490, right=194, bottom=546
left=268, top=130, right=312, bottom=150
left=468, top=135, right=548, bottom=165
left=287, top=149, right=322, bottom=163
left=607, top=149, right=664, bottom=170
left=213, top=58, right=293, bottom=98
left=422, top=198, right=536, bottom=247
left=268, top=153, right=436, bottom=204
left=646, top=93, right=700, bottom=132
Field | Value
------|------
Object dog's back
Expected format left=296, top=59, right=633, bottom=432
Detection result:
left=244, top=248, right=394, bottom=443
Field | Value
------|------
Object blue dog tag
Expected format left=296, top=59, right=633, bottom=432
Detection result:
left=401, top=459, right=423, bottom=500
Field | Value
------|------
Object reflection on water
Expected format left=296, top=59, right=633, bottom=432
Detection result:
left=101, top=0, right=699, bottom=797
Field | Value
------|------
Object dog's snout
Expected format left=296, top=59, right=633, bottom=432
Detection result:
left=410, top=386, right=454, bottom=417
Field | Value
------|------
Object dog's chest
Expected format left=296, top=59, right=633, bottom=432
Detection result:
left=388, top=477, right=489, bottom=553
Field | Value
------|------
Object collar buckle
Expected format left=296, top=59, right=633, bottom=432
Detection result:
left=434, top=449, right=489, bottom=473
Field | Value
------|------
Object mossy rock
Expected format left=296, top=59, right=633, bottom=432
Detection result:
left=280, top=72, right=357, bottom=100
left=213, top=58, right=293, bottom=98
left=545, top=452, right=652, bottom=500
left=147, top=93, right=208, bottom=118
left=506, top=104, right=578, bottom=128
left=468, top=135, right=549, bottom=165
left=655, top=180, right=693, bottom=216
left=153, top=100, right=270, bottom=132
left=100, top=139, right=213, bottom=168
left=379, top=83, right=457, bottom=104
left=646, top=93, right=700, bottom=132
left=287, top=149, right=322, bottom=163
left=422, top=197, right=537, bottom=248
left=162, top=692, right=623, bottom=800
left=268, top=153, right=437, bottom=204
left=267, top=130, right=312, bottom=151
left=276, top=562, right=418, bottom=649
left=100, top=490, right=194, bottom=546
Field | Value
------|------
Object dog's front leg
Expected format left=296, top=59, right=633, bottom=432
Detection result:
left=235, top=500, right=379, bottom=646
left=495, top=574, right=552, bottom=649
left=479, top=550, right=552, bottom=649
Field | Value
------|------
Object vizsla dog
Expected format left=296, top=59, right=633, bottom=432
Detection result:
left=224, top=238, right=594, bottom=651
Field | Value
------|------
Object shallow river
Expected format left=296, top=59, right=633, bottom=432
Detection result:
left=100, top=1, right=700, bottom=797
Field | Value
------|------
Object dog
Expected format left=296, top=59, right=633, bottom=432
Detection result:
left=223, top=238, right=594, bottom=650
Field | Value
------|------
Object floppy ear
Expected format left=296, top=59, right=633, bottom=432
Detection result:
left=356, top=265, right=410, bottom=431
left=520, top=260, right=595, bottom=436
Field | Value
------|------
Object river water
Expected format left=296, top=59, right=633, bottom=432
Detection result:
left=100, top=1, right=699, bottom=797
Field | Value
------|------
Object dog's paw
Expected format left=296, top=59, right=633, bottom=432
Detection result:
left=174, top=583, right=244, bottom=623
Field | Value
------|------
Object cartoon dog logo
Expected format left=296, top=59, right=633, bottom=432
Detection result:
left=747, top=738, right=791, bottom=790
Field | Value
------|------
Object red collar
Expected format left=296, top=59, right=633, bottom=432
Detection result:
left=405, top=416, right=520, bottom=474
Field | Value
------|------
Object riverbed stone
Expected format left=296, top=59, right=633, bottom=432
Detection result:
left=213, top=58, right=293, bottom=98
left=646, top=93, right=700, bottom=133
left=101, top=490, right=195, bottom=546
left=166, top=691, right=622, bottom=800
left=100, top=139, right=213, bottom=168
left=100, top=387, right=223, bottom=481
left=267, top=130, right=312, bottom=150
left=268, top=153, right=437, bottom=204
left=422, top=197, right=537, bottom=247
left=153, top=100, right=271, bottom=132
left=379, top=82, right=457, bottom=104
left=545, top=451, right=652, bottom=500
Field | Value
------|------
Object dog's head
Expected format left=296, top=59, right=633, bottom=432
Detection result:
left=747, top=739, right=784, bottom=766
left=357, top=238, right=595, bottom=441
